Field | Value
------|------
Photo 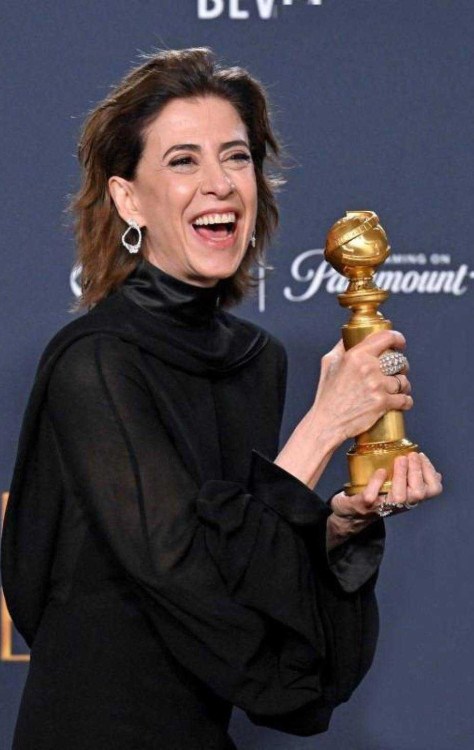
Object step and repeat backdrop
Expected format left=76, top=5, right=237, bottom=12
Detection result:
left=1, top=1, right=473, bottom=748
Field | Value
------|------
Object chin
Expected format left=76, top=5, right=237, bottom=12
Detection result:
left=188, top=254, right=244, bottom=285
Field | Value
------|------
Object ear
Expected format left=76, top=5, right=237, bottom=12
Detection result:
left=108, top=176, right=146, bottom=227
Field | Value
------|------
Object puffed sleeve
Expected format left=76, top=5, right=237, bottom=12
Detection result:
left=45, top=334, right=381, bottom=736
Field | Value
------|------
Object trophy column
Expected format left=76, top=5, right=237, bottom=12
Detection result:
left=324, top=211, right=418, bottom=496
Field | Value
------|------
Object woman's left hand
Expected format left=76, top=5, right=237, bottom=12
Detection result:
left=326, top=452, right=443, bottom=550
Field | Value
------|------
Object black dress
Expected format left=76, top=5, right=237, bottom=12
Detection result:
left=1, top=258, right=385, bottom=749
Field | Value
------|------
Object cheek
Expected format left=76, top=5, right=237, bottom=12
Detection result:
left=139, top=176, right=194, bottom=219
left=166, top=181, right=197, bottom=219
left=243, top=172, right=258, bottom=212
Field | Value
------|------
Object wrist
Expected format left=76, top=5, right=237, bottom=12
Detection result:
left=326, top=511, right=378, bottom=551
left=274, top=410, right=339, bottom=489
left=305, top=406, right=345, bottom=452
left=326, top=513, right=353, bottom=551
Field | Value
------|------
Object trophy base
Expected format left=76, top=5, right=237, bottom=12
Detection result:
left=344, top=438, right=419, bottom=496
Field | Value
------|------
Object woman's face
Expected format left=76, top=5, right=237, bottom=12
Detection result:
left=109, top=95, right=258, bottom=287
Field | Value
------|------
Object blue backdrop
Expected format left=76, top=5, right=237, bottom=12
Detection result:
left=1, top=1, right=473, bottom=748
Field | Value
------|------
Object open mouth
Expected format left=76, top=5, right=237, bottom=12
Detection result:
left=191, top=212, right=238, bottom=245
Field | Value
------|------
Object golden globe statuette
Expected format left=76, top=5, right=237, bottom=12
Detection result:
left=324, top=211, right=418, bottom=496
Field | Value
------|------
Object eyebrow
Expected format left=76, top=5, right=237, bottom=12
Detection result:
left=162, top=139, right=250, bottom=160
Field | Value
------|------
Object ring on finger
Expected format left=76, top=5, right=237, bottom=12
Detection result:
left=377, top=499, right=420, bottom=514
left=376, top=501, right=396, bottom=517
left=379, top=350, right=409, bottom=376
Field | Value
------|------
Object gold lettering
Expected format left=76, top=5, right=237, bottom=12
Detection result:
left=1, top=492, right=30, bottom=662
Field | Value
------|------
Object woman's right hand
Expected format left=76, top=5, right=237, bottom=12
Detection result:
left=310, top=330, right=413, bottom=447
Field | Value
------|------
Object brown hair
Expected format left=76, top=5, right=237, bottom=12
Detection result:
left=70, top=47, right=285, bottom=310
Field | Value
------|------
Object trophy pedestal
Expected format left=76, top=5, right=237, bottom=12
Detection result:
left=345, top=437, right=419, bottom=496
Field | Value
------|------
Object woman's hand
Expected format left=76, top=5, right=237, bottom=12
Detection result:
left=326, top=452, right=443, bottom=550
left=274, top=329, right=413, bottom=491
left=311, top=330, right=413, bottom=447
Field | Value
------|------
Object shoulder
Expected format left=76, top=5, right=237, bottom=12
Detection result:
left=44, top=333, right=149, bottom=416
left=40, top=299, right=141, bottom=397
left=37, top=292, right=140, bottom=381
left=49, top=333, right=141, bottom=391
left=38, top=294, right=126, bottom=368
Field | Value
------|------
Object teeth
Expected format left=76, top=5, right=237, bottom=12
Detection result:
left=193, top=212, right=236, bottom=226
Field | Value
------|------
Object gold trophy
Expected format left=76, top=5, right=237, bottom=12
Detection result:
left=324, top=211, right=418, bottom=496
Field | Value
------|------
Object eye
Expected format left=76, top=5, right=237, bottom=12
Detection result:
left=228, top=152, right=251, bottom=163
left=169, top=156, right=196, bottom=168
left=225, top=152, right=252, bottom=169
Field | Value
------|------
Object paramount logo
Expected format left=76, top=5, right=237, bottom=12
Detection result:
left=282, top=249, right=473, bottom=303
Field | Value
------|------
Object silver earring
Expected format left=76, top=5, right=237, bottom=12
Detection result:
left=250, top=231, right=256, bottom=248
left=121, top=219, right=142, bottom=254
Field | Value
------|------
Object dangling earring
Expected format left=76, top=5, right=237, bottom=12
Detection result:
left=121, top=219, right=142, bottom=254
left=250, top=231, right=256, bottom=248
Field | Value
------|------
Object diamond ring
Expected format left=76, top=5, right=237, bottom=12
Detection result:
left=375, top=500, right=404, bottom=517
left=379, top=350, right=408, bottom=376
left=376, top=498, right=420, bottom=517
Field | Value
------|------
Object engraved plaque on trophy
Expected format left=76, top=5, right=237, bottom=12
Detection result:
left=325, top=211, right=418, bottom=496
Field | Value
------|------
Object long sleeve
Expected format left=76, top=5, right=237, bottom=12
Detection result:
left=326, top=516, right=385, bottom=593
left=44, top=333, right=380, bottom=735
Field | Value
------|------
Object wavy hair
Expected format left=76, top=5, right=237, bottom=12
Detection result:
left=70, top=47, right=285, bottom=309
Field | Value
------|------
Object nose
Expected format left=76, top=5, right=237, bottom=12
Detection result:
left=199, top=159, right=235, bottom=197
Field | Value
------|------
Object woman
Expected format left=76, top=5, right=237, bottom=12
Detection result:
left=1, top=48, right=442, bottom=749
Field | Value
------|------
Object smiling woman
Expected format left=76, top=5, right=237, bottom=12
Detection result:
left=108, top=96, right=258, bottom=286
left=1, top=47, right=442, bottom=750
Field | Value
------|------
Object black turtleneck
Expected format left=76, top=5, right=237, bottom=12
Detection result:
left=89, top=256, right=270, bottom=375
left=2, top=257, right=384, bottom=749
left=121, top=256, right=222, bottom=326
